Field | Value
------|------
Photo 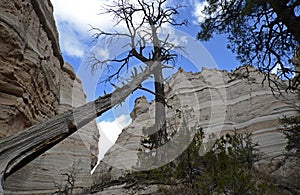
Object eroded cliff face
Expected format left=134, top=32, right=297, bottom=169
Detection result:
left=0, top=0, right=98, bottom=193
left=0, top=0, right=61, bottom=137
left=93, top=66, right=299, bottom=193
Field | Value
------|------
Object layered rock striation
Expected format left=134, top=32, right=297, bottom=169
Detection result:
left=93, top=65, right=299, bottom=192
left=0, top=0, right=98, bottom=193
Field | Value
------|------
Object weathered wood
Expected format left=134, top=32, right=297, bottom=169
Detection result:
left=0, top=65, right=155, bottom=193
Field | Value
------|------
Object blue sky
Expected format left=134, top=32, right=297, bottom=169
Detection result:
left=52, top=1, right=239, bottom=71
left=50, top=0, right=240, bottom=160
left=51, top=0, right=239, bottom=102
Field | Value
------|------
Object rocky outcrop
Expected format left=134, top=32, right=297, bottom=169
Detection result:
left=0, top=0, right=98, bottom=194
left=130, top=96, right=150, bottom=120
left=93, top=65, right=299, bottom=192
left=0, top=0, right=61, bottom=137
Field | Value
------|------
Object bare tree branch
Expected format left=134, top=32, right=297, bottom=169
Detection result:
left=88, top=0, right=188, bottom=154
left=89, top=0, right=187, bottom=84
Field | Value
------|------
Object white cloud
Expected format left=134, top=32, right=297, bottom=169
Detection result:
left=51, top=0, right=113, bottom=33
left=51, top=0, right=191, bottom=58
left=51, top=0, right=115, bottom=57
left=193, top=0, right=209, bottom=23
left=271, top=63, right=283, bottom=75
left=50, top=0, right=152, bottom=58
left=57, top=22, right=86, bottom=57
left=193, top=0, right=236, bottom=24
left=97, top=115, right=131, bottom=160
left=97, top=48, right=110, bottom=60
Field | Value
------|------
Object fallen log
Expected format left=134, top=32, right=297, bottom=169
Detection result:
left=0, top=64, right=155, bottom=193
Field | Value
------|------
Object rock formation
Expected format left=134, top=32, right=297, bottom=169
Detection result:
left=130, top=96, right=149, bottom=120
left=93, top=65, right=299, bottom=193
left=1, top=0, right=299, bottom=194
left=0, top=0, right=99, bottom=193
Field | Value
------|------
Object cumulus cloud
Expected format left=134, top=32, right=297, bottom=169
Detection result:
left=51, top=0, right=114, bottom=32
left=193, top=0, right=236, bottom=24
left=51, top=0, right=192, bottom=58
left=51, top=0, right=115, bottom=57
left=193, top=0, right=209, bottom=23
left=56, top=22, right=86, bottom=57
left=97, top=115, right=131, bottom=160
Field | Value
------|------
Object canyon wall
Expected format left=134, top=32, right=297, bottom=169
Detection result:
left=0, top=0, right=98, bottom=193
left=93, top=65, right=299, bottom=193
left=0, top=0, right=299, bottom=194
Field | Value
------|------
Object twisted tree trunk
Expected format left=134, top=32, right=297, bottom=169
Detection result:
left=0, top=64, right=156, bottom=193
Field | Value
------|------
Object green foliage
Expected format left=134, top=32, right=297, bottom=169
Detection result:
left=130, top=163, right=174, bottom=185
left=281, top=115, right=300, bottom=158
left=197, top=0, right=299, bottom=84
left=130, top=119, right=274, bottom=194
left=137, top=109, right=198, bottom=169
left=195, top=132, right=272, bottom=194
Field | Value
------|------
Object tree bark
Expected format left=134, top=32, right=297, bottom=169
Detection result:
left=0, top=64, right=157, bottom=193
left=153, top=65, right=168, bottom=147
left=152, top=65, right=168, bottom=166
left=150, top=20, right=168, bottom=148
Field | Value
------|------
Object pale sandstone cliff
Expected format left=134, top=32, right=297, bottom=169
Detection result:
left=93, top=66, right=299, bottom=193
left=0, top=0, right=98, bottom=194
left=0, top=0, right=299, bottom=194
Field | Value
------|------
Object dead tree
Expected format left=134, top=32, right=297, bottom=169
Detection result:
left=90, top=0, right=187, bottom=155
left=0, top=63, right=157, bottom=193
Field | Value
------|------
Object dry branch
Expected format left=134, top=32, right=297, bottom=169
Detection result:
left=0, top=63, right=157, bottom=193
